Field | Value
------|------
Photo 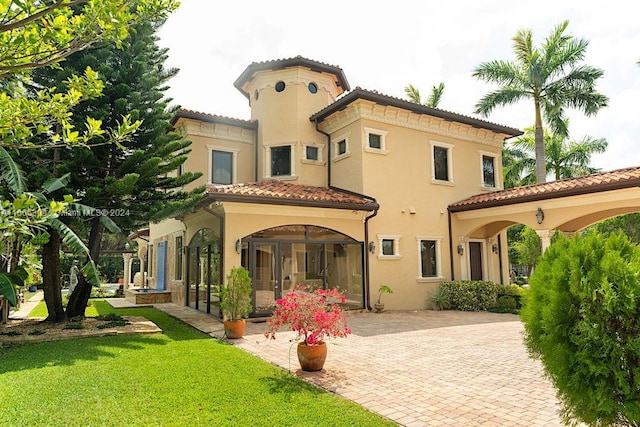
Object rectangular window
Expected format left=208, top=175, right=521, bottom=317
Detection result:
left=306, top=146, right=319, bottom=161
left=433, top=146, right=449, bottom=181
left=337, top=139, right=347, bottom=156
left=420, top=240, right=437, bottom=278
left=368, top=133, right=381, bottom=149
left=175, top=236, right=183, bottom=280
left=271, top=146, right=291, bottom=176
left=482, top=155, right=496, bottom=187
left=212, top=150, right=232, bottom=185
left=382, top=239, right=394, bottom=256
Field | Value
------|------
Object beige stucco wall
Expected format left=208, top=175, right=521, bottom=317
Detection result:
left=173, top=117, right=256, bottom=189
left=245, top=67, right=341, bottom=187
left=316, top=100, right=510, bottom=310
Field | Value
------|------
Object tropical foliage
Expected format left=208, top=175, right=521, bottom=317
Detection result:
left=503, top=123, right=607, bottom=187
left=521, top=231, right=640, bottom=426
left=474, top=20, right=608, bottom=183
left=404, top=82, right=445, bottom=108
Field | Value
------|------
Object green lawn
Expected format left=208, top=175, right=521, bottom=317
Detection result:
left=1, top=301, right=394, bottom=427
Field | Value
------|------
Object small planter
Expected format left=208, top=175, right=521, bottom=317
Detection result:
left=297, top=341, right=327, bottom=371
left=224, top=319, right=246, bottom=339
left=374, top=302, right=385, bottom=313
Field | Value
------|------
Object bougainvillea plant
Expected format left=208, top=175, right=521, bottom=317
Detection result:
left=265, top=285, right=351, bottom=345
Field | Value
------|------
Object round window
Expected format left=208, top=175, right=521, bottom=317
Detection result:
left=308, top=82, right=318, bottom=94
left=275, top=81, right=286, bottom=92
left=254, top=89, right=259, bottom=100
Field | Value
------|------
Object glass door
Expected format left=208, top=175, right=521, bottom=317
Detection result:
left=251, top=243, right=278, bottom=316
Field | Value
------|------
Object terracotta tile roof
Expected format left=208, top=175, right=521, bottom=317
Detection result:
left=234, top=55, right=350, bottom=98
left=205, top=180, right=378, bottom=211
left=171, top=109, right=257, bottom=129
left=449, top=166, right=640, bottom=212
left=310, top=87, right=522, bottom=137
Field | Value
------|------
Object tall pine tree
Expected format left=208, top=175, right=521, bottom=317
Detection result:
left=30, top=18, right=203, bottom=317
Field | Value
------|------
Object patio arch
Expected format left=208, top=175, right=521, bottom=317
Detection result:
left=449, top=167, right=640, bottom=283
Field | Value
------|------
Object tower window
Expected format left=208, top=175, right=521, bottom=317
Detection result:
left=275, top=81, right=286, bottom=92
left=308, top=82, right=318, bottom=94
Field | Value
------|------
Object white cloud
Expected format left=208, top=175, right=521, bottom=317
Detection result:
left=158, top=0, right=640, bottom=171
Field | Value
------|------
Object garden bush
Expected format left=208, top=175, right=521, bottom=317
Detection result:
left=521, top=231, right=640, bottom=426
left=438, top=280, right=500, bottom=311
left=496, top=295, right=517, bottom=312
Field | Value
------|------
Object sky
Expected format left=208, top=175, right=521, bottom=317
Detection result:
left=157, top=0, right=640, bottom=172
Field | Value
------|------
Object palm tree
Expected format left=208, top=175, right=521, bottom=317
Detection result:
left=503, top=123, right=607, bottom=188
left=404, top=82, right=445, bottom=108
left=473, top=20, right=608, bottom=184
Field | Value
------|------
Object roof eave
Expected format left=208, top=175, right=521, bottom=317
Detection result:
left=201, top=193, right=379, bottom=212
left=310, top=89, right=522, bottom=137
left=449, top=178, right=640, bottom=213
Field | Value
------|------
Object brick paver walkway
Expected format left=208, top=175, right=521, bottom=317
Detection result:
left=114, top=301, right=569, bottom=426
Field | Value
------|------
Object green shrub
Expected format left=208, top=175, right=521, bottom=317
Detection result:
left=429, top=286, right=450, bottom=310
left=521, top=231, right=640, bottom=426
left=497, top=284, right=527, bottom=309
left=439, top=280, right=500, bottom=311
left=496, top=295, right=517, bottom=312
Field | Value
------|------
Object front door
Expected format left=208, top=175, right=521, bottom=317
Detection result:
left=251, top=243, right=279, bottom=315
left=469, top=241, right=483, bottom=280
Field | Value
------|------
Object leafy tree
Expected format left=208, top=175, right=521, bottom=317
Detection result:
left=404, top=82, right=445, bottom=107
left=503, top=123, right=607, bottom=187
left=474, top=20, right=608, bottom=184
left=0, top=0, right=179, bottom=321
left=521, top=231, right=640, bottom=426
left=30, top=19, right=204, bottom=317
left=593, top=214, right=640, bottom=245
left=510, top=226, right=541, bottom=276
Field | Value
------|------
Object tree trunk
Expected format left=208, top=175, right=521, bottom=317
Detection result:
left=66, top=217, right=104, bottom=317
left=42, top=227, right=66, bottom=322
left=534, top=98, right=546, bottom=184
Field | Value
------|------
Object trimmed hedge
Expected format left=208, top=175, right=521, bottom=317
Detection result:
left=438, top=280, right=501, bottom=311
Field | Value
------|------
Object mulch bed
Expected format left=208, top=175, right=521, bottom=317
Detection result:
left=0, top=316, right=161, bottom=346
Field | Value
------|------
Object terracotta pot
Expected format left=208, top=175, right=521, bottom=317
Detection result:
left=297, top=341, right=327, bottom=371
left=374, top=302, right=384, bottom=313
left=224, top=319, right=246, bottom=339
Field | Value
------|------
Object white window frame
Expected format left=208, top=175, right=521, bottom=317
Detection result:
left=363, top=127, right=389, bottom=155
left=333, top=132, right=351, bottom=161
left=416, top=236, right=443, bottom=282
left=301, top=142, right=325, bottom=165
left=479, top=151, right=499, bottom=189
left=206, top=145, right=239, bottom=185
left=264, top=143, right=297, bottom=180
left=430, top=141, right=454, bottom=185
left=376, top=234, right=401, bottom=260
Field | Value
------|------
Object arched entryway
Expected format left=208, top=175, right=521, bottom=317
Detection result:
left=240, top=225, right=364, bottom=316
left=186, top=228, right=222, bottom=315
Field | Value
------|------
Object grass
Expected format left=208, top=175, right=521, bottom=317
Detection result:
left=28, top=300, right=99, bottom=318
left=1, top=300, right=394, bottom=427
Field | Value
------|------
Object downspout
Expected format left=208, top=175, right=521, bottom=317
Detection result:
left=497, top=233, right=504, bottom=284
left=314, top=118, right=332, bottom=187
left=314, top=118, right=377, bottom=310
left=253, top=121, right=259, bottom=181
left=363, top=207, right=378, bottom=311
left=447, top=207, right=455, bottom=281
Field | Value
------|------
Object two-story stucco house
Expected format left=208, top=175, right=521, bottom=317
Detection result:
left=139, top=56, right=522, bottom=316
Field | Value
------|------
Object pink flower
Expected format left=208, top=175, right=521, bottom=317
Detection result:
left=265, top=285, right=351, bottom=345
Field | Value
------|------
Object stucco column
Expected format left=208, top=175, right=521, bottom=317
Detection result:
left=122, top=252, right=132, bottom=290
left=536, top=229, right=554, bottom=252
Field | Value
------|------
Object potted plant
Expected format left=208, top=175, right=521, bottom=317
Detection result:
left=265, top=285, right=351, bottom=371
left=218, top=266, right=252, bottom=339
left=374, top=284, right=393, bottom=312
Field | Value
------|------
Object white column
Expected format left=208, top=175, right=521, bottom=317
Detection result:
left=536, top=229, right=553, bottom=252
left=122, top=253, right=132, bottom=291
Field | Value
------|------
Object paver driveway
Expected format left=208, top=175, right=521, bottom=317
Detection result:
left=235, top=310, right=567, bottom=426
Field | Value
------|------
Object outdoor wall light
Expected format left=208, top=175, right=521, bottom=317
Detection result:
left=492, top=243, right=499, bottom=254
left=457, top=244, right=464, bottom=255
left=368, top=241, right=375, bottom=254
left=536, top=207, right=545, bottom=224
left=235, top=239, right=242, bottom=254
